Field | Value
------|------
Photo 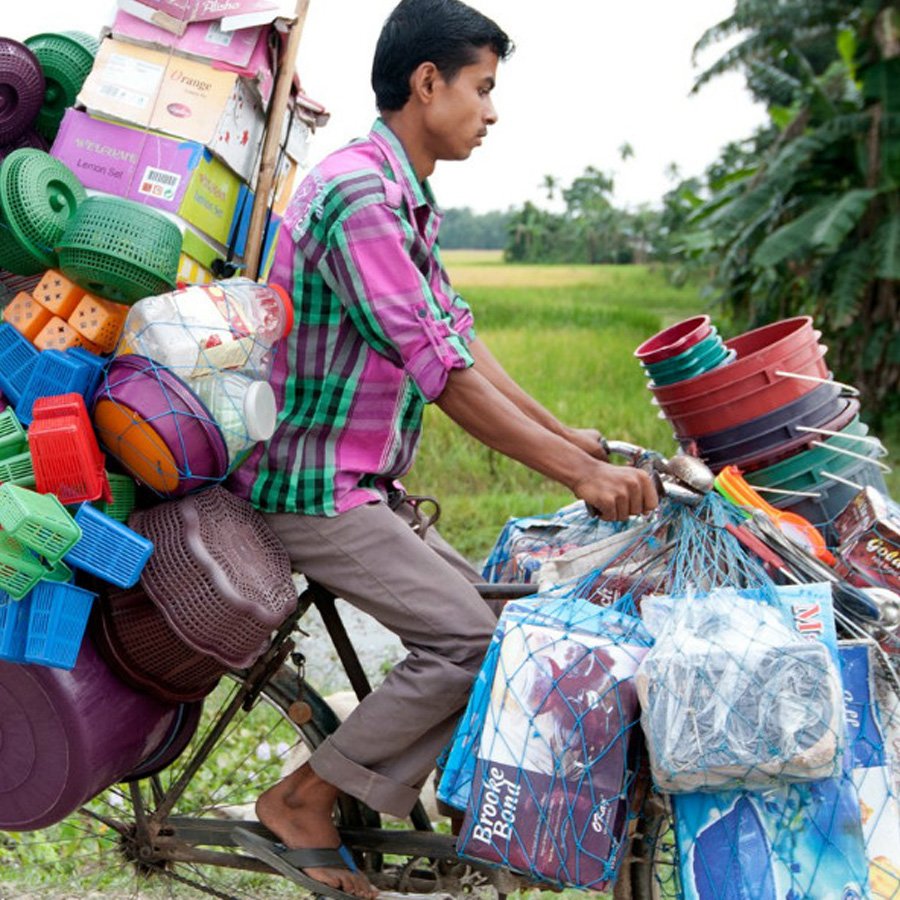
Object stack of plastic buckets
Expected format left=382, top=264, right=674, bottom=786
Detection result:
left=637, top=316, right=890, bottom=542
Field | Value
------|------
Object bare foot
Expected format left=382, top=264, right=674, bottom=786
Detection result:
left=256, top=763, right=377, bottom=899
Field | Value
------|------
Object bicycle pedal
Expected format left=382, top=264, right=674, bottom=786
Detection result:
left=288, top=700, right=313, bottom=725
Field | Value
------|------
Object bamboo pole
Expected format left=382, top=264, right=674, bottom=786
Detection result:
left=244, top=0, right=311, bottom=280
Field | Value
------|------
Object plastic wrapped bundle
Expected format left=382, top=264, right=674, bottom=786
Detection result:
left=670, top=587, right=872, bottom=900
left=454, top=592, right=653, bottom=891
left=481, top=500, right=625, bottom=584
left=637, top=587, right=844, bottom=792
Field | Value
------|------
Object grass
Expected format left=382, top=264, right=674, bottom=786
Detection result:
left=405, top=251, right=899, bottom=563
left=405, top=254, right=701, bottom=561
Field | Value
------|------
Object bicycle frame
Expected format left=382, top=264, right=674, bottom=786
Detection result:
left=88, top=576, right=545, bottom=896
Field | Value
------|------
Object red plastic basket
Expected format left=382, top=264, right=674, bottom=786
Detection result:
left=28, top=400, right=110, bottom=504
left=634, top=315, right=712, bottom=365
left=660, top=348, right=831, bottom=438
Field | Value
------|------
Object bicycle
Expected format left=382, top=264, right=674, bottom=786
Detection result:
left=3, top=443, right=894, bottom=900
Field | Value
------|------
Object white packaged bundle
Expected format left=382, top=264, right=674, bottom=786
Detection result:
left=636, top=587, right=844, bottom=792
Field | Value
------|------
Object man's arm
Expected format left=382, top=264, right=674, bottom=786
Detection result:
left=435, top=364, right=657, bottom=521
left=468, top=338, right=607, bottom=459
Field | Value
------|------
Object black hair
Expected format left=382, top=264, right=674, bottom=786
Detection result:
left=372, top=0, right=513, bottom=112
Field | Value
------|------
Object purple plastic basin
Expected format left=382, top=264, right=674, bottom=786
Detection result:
left=93, top=354, right=228, bottom=497
left=0, top=632, right=181, bottom=831
left=726, top=397, right=860, bottom=474
left=693, top=381, right=845, bottom=464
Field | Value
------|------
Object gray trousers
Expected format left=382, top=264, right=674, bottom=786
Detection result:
left=265, top=500, right=497, bottom=818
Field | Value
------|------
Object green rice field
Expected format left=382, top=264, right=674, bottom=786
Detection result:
left=405, top=251, right=899, bottom=563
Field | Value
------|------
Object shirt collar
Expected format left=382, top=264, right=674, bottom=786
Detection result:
left=369, top=118, right=441, bottom=216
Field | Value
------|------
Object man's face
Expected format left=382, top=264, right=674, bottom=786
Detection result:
left=424, top=45, right=499, bottom=162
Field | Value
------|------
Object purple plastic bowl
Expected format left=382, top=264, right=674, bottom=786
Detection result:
left=0, top=128, right=49, bottom=166
left=693, top=381, right=845, bottom=464
left=0, top=633, right=181, bottom=831
left=93, top=354, right=228, bottom=496
left=123, top=699, right=204, bottom=782
left=0, top=39, right=45, bottom=144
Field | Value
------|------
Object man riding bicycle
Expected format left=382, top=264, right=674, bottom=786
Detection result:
left=229, top=1, right=658, bottom=895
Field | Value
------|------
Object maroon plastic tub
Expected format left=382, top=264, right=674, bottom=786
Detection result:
left=634, top=315, right=711, bottom=365
left=123, top=698, right=204, bottom=782
left=692, top=381, right=845, bottom=466
left=649, top=317, right=819, bottom=406
left=89, top=583, right=227, bottom=704
left=659, top=346, right=830, bottom=438
left=0, top=632, right=182, bottom=831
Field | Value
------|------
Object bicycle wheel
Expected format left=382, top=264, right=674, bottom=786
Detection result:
left=628, top=795, right=680, bottom=900
left=0, top=665, right=372, bottom=900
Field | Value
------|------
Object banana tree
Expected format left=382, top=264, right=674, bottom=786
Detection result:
left=683, top=0, right=899, bottom=421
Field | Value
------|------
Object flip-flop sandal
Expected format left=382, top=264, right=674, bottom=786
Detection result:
left=233, top=827, right=364, bottom=900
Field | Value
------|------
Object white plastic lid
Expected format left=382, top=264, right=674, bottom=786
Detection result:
left=243, top=380, right=277, bottom=441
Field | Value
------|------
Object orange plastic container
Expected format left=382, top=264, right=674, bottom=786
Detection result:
left=68, top=294, right=128, bottom=354
left=32, top=316, right=101, bottom=354
left=32, top=270, right=85, bottom=319
left=2, top=291, right=51, bottom=341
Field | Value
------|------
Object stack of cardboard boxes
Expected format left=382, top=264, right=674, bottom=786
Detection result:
left=49, top=0, right=328, bottom=283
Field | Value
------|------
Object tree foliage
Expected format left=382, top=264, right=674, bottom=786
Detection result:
left=678, top=0, right=899, bottom=423
left=504, top=167, right=661, bottom=265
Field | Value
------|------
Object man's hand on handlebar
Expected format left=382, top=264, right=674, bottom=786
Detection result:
left=572, top=461, right=659, bottom=521
left=564, top=427, right=609, bottom=461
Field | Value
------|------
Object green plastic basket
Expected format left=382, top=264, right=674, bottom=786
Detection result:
left=0, top=209, right=46, bottom=275
left=0, top=148, right=86, bottom=270
left=0, top=531, right=45, bottom=599
left=0, top=451, right=35, bottom=487
left=24, top=32, right=99, bottom=141
left=745, top=416, right=870, bottom=489
left=56, top=195, right=182, bottom=304
left=41, top=557, right=73, bottom=583
left=93, top=472, right=137, bottom=522
left=0, top=407, right=27, bottom=459
left=0, top=482, right=82, bottom=562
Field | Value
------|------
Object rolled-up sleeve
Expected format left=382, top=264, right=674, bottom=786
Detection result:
left=322, top=197, right=473, bottom=402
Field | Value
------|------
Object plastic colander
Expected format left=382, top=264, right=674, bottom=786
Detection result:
left=0, top=148, right=85, bottom=272
left=128, top=486, right=298, bottom=669
left=56, top=195, right=182, bottom=304
left=0, top=128, right=49, bottom=166
left=24, top=32, right=99, bottom=140
left=0, top=38, right=45, bottom=144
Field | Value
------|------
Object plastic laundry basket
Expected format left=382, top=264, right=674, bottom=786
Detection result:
left=128, top=486, right=298, bottom=669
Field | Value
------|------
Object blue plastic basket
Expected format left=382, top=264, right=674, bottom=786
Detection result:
left=63, top=503, right=153, bottom=588
left=15, top=348, right=95, bottom=425
left=0, top=322, right=40, bottom=405
left=0, top=589, right=29, bottom=663
left=67, top=346, right=107, bottom=398
left=24, top=580, right=95, bottom=669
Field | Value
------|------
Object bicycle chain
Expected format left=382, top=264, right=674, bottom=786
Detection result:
left=158, top=865, right=243, bottom=900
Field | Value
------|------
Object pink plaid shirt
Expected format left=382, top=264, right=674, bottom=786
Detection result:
left=230, top=120, right=476, bottom=515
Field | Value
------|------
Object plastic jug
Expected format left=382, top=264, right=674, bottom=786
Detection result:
left=117, top=279, right=293, bottom=380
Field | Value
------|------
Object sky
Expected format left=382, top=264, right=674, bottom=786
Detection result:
left=6, top=0, right=768, bottom=213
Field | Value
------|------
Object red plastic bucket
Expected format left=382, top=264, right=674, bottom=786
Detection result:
left=649, top=317, right=818, bottom=405
left=660, top=345, right=830, bottom=438
left=634, top=315, right=711, bottom=365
